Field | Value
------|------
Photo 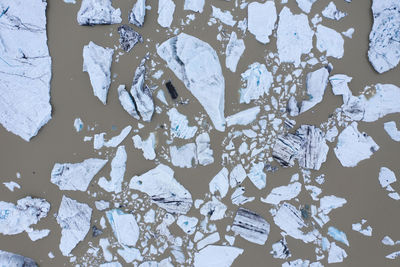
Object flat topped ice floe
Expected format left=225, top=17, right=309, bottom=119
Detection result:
left=157, top=33, right=225, bottom=131
left=106, top=209, right=139, bottom=247
left=0, top=250, right=37, bottom=267
left=225, top=32, right=245, bottom=73
left=158, top=0, right=175, bottom=28
left=77, top=0, right=122, bottom=25
left=0, top=0, right=52, bottom=141
left=316, top=25, right=344, bottom=59
left=248, top=1, right=277, bottom=44
left=296, top=0, right=318, bottom=13
left=193, top=245, right=243, bottom=267
left=129, top=0, right=146, bottom=27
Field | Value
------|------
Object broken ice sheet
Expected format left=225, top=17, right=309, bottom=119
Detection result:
left=328, top=242, right=348, bottom=264
left=352, top=219, right=373, bottom=237
left=0, top=250, right=37, bottom=266
left=77, top=0, right=122, bottom=25
left=200, top=197, right=227, bottom=221
left=106, top=209, right=139, bottom=247
left=193, top=245, right=243, bottom=267
left=327, top=226, right=349, bottom=246
left=232, top=208, right=270, bottom=245
left=300, top=67, right=330, bottom=113
left=158, top=0, right=175, bottom=28
left=118, top=85, right=140, bottom=120
left=118, top=25, right=143, bottom=52
left=386, top=251, right=400, bottom=260
left=157, top=33, right=225, bottom=131
left=3, top=181, right=20, bottom=192
left=247, top=1, right=277, bottom=44
left=248, top=162, right=267, bottom=189
left=83, top=41, right=114, bottom=105
left=261, top=182, right=301, bottom=205
left=129, top=0, right=146, bottom=27
left=240, top=62, right=273, bottom=104
left=167, top=108, right=198, bottom=139
left=225, top=32, right=245, bottom=72
left=229, top=164, right=247, bottom=188
left=384, top=121, right=400, bottom=142
left=57, top=196, right=92, bottom=256
left=27, top=228, right=50, bottom=242
left=0, top=197, right=50, bottom=236
left=98, top=146, right=127, bottom=193
left=51, top=158, right=108, bottom=191
left=231, top=187, right=255, bottom=206
left=226, top=106, right=260, bottom=127
left=316, top=25, right=344, bottom=59
left=129, top=164, right=193, bottom=214
left=334, top=122, right=379, bottom=167
left=132, top=132, right=156, bottom=160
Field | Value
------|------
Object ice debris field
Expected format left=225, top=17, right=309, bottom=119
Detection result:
left=0, top=0, right=400, bottom=266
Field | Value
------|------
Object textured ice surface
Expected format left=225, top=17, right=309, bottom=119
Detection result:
left=322, top=2, right=347, bottom=20
left=231, top=187, right=255, bottom=206
left=368, top=0, right=400, bottom=73
left=300, top=67, right=330, bottom=113
left=296, top=0, right=318, bottom=13
left=211, top=6, right=236, bottom=26
left=133, top=133, right=156, bottom=160
left=209, top=167, right=229, bottom=198
left=177, top=215, right=198, bottom=235
left=98, top=146, right=127, bottom=193
left=129, top=164, right=193, bottom=214
left=184, top=0, right=204, bottom=13
left=0, top=197, right=50, bottom=235
left=197, top=232, right=220, bottom=250
left=196, top=133, right=214, bottom=166
left=226, top=107, right=260, bottom=127
left=248, top=162, right=266, bottom=189
left=83, top=41, right=113, bottom=105
left=94, top=125, right=132, bottom=149
left=0, top=0, right=52, bottom=141
left=225, top=32, right=245, bottom=72
left=118, top=25, right=143, bottom=52
left=328, top=242, right=347, bottom=263
left=316, top=25, right=344, bottom=59
left=158, top=0, right=175, bottom=28
left=51, top=158, right=108, bottom=191
left=74, top=118, right=83, bottom=132
left=57, top=196, right=92, bottom=256
left=118, top=85, right=140, bottom=120
left=277, top=7, right=314, bottom=66
left=193, top=245, right=243, bottom=267
left=329, top=74, right=353, bottom=103
left=77, top=0, right=121, bottom=25
left=232, top=208, right=270, bottom=245
left=248, top=1, right=276, bottom=44
left=200, top=197, right=227, bottom=221
left=0, top=250, right=37, bottom=266
left=157, top=33, right=225, bottom=131
left=240, top=62, right=273, bottom=104
left=261, top=182, right=301, bottom=205
left=170, top=143, right=197, bottom=168
left=229, top=164, right=247, bottom=188
left=334, top=122, right=379, bottom=167
left=328, top=226, right=349, bottom=246
left=106, top=209, right=139, bottom=247
left=384, top=121, right=400, bottom=141
left=129, top=0, right=146, bottom=27
left=167, top=108, right=198, bottom=139
left=270, top=238, right=291, bottom=259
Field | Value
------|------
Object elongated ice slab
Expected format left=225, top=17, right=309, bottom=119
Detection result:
left=384, top=121, right=400, bottom=142
left=0, top=0, right=52, bottom=141
left=248, top=1, right=276, bottom=44
left=129, top=0, right=146, bottom=27
left=94, top=125, right=132, bottom=149
left=196, top=133, right=214, bottom=166
left=193, top=245, right=243, bottom=267
left=262, top=182, right=301, bottom=205
left=98, top=146, right=127, bottom=193
left=51, top=158, right=108, bottom=191
left=129, top=164, right=193, bottom=214
left=225, top=32, right=245, bottom=72
left=57, top=196, right=92, bottom=256
left=240, top=62, right=273, bottom=104
left=316, top=25, right=344, bottom=59
left=226, top=106, right=260, bottom=127
left=232, top=208, right=270, bottom=245
left=300, top=67, right=330, bottom=113
left=118, top=85, right=140, bottom=120
left=77, top=0, right=121, bottom=25
left=133, top=133, right=156, bottom=160
left=0, top=250, right=37, bottom=266
left=158, top=0, right=175, bottom=28
left=157, top=33, right=225, bottom=131
left=106, top=209, right=139, bottom=247
left=168, top=108, right=197, bottom=139
left=328, top=226, right=349, bottom=246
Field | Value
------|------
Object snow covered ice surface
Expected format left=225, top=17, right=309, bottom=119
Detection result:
left=247, top=1, right=276, bottom=44
left=225, top=32, right=245, bottom=72
left=129, top=0, right=146, bottom=27
left=0, top=250, right=37, bottom=266
left=77, top=0, right=122, bottom=25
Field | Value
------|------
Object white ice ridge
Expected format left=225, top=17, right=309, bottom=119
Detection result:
left=300, top=67, right=330, bottom=113
left=106, top=209, right=139, bottom=247
left=83, top=41, right=114, bottom=105
left=51, top=158, right=108, bottom=191
left=384, top=121, right=400, bottom=141
left=98, top=146, right=127, bottom=193
left=0, top=250, right=37, bottom=266
left=193, top=245, right=243, bottom=267
left=77, top=0, right=122, bottom=25
left=0, top=197, right=50, bottom=235
left=168, top=108, right=198, bottom=139
left=225, top=32, right=245, bottom=72
left=129, top=0, right=146, bottom=27
left=248, top=1, right=277, bottom=44
left=211, top=6, right=236, bottom=26
left=316, top=25, right=344, bottom=59
left=277, top=7, right=314, bottom=66
left=261, top=182, right=301, bottom=205
left=129, top=164, right=193, bottom=214
left=157, top=33, right=225, bottom=131
left=240, top=62, right=273, bottom=104
left=296, top=0, right=318, bottom=13
left=94, top=125, right=132, bottom=149
left=322, top=1, right=347, bottom=21
left=226, top=106, right=260, bottom=127
left=158, top=0, right=175, bottom=28
left=56, top=196, right=92, bottom=256
left=132, top=132, right=156, bottom=160
left=368, top=0, right=400, bottom=73
left=378, top=167, right=400, bottom=200
left=232, top=208, right=270, bottom=245
left=334, top=122, right=379, bottom=167
left=0, top=0, right=52, bottom=141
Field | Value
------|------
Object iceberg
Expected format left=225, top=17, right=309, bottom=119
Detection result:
left=94, top=125, right=132, bottom=149
left=296, top=0, right=318, bottom=13
left=129, top=0, right=146, bottom=27
left=195, top=133, right=213, bottom=166
left=197, top=232, right=220, bottom=250
left=384, top=121, right=400, bottom=142
left=132, top=132, right=156, bottom=160
left=248, top=162, right=266, bottom=189
left=157, top=33, right=225, bottom=131
left=327, top=226, right=349, bottom=246
left=177, top=215, right=198, bottom=235
left=57, top=196, right=92, bottom=256
left=200, top=197, right=227, bottom=221
left=270, top=238, right=291, bottom=259
left=232, top=208, right=270, bottom=245
left=226, top=106, right=260, bottom=127
left=352, top=219, right=372, bottom=236
left=229, top=164, right=247, bottom=188
left=316, top=25, right=344, bottom=59
left=184, top=0, right=204, bottom=13
left=0, top=250, right=37, bottom=266
left=209, top=167, right=229, bottom=198
left=328, top=242, right=347, bottom=264
left=167, top=108, right=198, bottom=139
left=329, top=74, right=353, bottom=103
left=231, top=187, right=255, bottom=206
left=74, top=118, right=83, bottom=132
left=28, top=228, right=50, bottom=241
left=322, top=1, right=347, bottom=20
left=368, top=0, right=400, bottom=73
left=378, top=167, right=400, bottom=200
left=77, top=0, right=121, bottom=25
left=118, top=85, right=140, bottom=120
left=51, top=158, right=108, bottom=191
left=0, top=0, right=52, bottom=141
left=170, top=143, right=197, bottom=168
left=193, top=245, right=243, bottom=267
left=98, top=146, right=127, bottom=193
left=83, top=41, right=114, bottom=105
left=106, top=209, right=139, bottom=247
left=261, top=182, right=301, bottom=205
left=118, top=25, right=143, bottom=52
left=129, top=164, right=193, bottom=214
left=300, top=67, right=330, bottom=113
left=211, top=6, right=236, bottom=27
left=248, top=1, right=277, bottom=44
left=225, top=32, right=245, bottom=72
left=240, top=63, right=273, bottom=104
left=158, top=0, right=175, bottom=28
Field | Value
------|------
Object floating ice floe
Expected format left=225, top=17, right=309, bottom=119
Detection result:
left=273, top=125, right=329, bottom=170
left=248, top=162, right=267, bottom=189
left=382, top=235, right=400, bottom=246
left=200, top=197, right=227, bottom=221
left=158, top=0, right=175, bottom=28
left=319, top=195, right=347, bottom=215
left=270, top=238, right=291, bottom=259
left=118, top=85, right=140, bottom=120
left=3, top=181, right=20, bottom=192
left=132, top=133, right=156, bottom=160
left=261, top=182, right=301, bottom=205
left=167, top=108, right=198, bottom=139
left=327, top=226, right=349, bottom=246
left=118, top=246, right=143, bottom=263
left=129, top=0, right=146, bottom=27
left=129, top=164, right=193, bottom=214
left=74, top=118, right=83, bottom=132
left=328, top=242, right=347, bottom=263
left=378, top=167, right=400, bottom=200
left=95, top=200, right=110, bottom=211
left=316, top=25, right=344, bottom=59
left=232, top=208, right=270, bottom=245
left=57, top=196, right=92, bottom=256
left=229, top=164, right=247, bottom=188
left=226, top=106, right=260, bottom=127
left=231, top=187, right=255, bottom=206
left=118, top=25, right=143, bottom=52
left=0, top=250, right=37, bottom=266
left=300, top=67, right=330, bottom=113
left=94, top=125, right=132, bottom=149
left=99, top=238, right=112, bottom=261
left=334, top=122, right=379, bottom=167
left=170, top=143, right=197, bottom=168
left=106, top=209, right=139, bottom=247
left=322, top=1, right=347, bottom=20
left=211, top=6, right=236, bottom=26
left=100, top=262, right=122, bottom=267
left=386, top=251, right=400, bottom=259
left=0, top=0, right=52, bottom=141
left=277, top=7, right=314, bottom=66
left=342, top=28, right=355, bottom=39
left=239, top=62, right=273, bottom=104
left=27, top=228, right=50, bottom=241
left=177, top=215, right=198, bottom=235
left=157, top=33, right=225, bottom=131
left=384, top=121, right=400, bottom=142
left=197, top=232, right=220, bottom=250
left=209, top=168, right=229, bottom=198
left=0, top=197, right=50, bottom=236
left=196, top=133, right=214, bottom=166
left=77, top=0, right=121, bottom=25
left=329, top=74, right=353, bottom=103
left=184, top=0, right=204, bottom=13
left=193, top=245, right=243, bottom=267
left=225, top=32, right=245, bottom=72
left=64, top=0, right=76, bottom=3
left=51, top=158, right=108, bottom=191
left=98, top=146, right=127, bottom=193
left=130, top=56, right=154, bottom=122
left=368, top=0, right=400, bottom=73
left=247, top=1, right=277, bottom=44
left=83, top=41, right=114, bottom=105
left=296, top=0, right=318, bottom=13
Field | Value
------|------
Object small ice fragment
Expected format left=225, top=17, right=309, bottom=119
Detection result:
left=316, top=25, right=344, bottom=59
left=319, top=195, right=347, bottom=215
left=248, top=162, right=266, bottom=189
left=386, top=251, right=400, bottom=259
left=158, top=0, right=175, bottom=28
left=248, top=1, right=277, bottom=44
left=77, top=0, right=122, bottom=25
left=27, top=228, right=50, bottom=241
left=118, top=85, right=140, bottom=120
left=329, top=74, right=352, bottom=102
left=98, top=146, right=127, bottom=193
left=342, top=28, right=354, bottom=38
left=382, top=236, right=395, bottom=246
left=74, top=118, right=83, bottom=132
left=48, top=252, right=54, bottom=258
left=184, top=0, right=204, bottom=13
left=328, top=242, right=347, bottom=263
left=197, top=232, right=220, bottom=250
left=384, top=121, right=400, bottom=142
left=352, top=220, right=372, bottom=236
left=129, top=0, right=146, bottom=27
left=51, top=158, right=108, bottom=191
left=231, top=187, right=255, bottom=206
left=226, top=106, right=260, bottom=127
left=327, top=226, right=349, bottom=246
left=106, top=209, right=139, bottom=246
left=322, top=2, right=347, bottom=20
left=95, top=200, right=110, bottom=211
left=232, top=208, right=270, bottom=245
left=157, top=89, right=168, bottom=105
left=296, top=0, right=318, bottom=13
left=64, top=0, right=76, bottom=3
left=132, top=133, right=156, bottom=160
left=83, top=41, right=114, bottom=104
left=177, top=215, right=198, bottom=235
left=118, top=25, right=143, bottom=52
left=168, top=108, right=198, bottom=139
left=99, top=238, right=112, bottom=262
left=200, top=197, right=227, bottom=221
left=209, top=168, right=229, bottom=198
left=261, top=182, right=301, bottom=205
left=166, top=81, right=178, bottom=99
left=378, top=167, right=396, bottom=188
left=270, top=238, right=291, bottom=259
left=193, top=245, right=243, bottom=267
left=0, top=250, right=37, bottom=266
left=229, top=164, right=247, bottom=187
left=211, top=6, right=236, bottom=26
left=300, top=67, right=330, bottom=113
left=196, top=133, right=214, bottom=166
left=170, top=143, right=197, bottom=168
left=3, top=181, right=20, bottom=192
left=240, top=62, right=273, bottom=104
left=225, top=32, right=245, bottom=72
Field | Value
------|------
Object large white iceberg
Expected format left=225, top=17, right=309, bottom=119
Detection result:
left=248, top=1, right=277, bottom=44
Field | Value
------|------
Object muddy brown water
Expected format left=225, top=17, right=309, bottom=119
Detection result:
left=0, top=0, right=399, bottom=266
